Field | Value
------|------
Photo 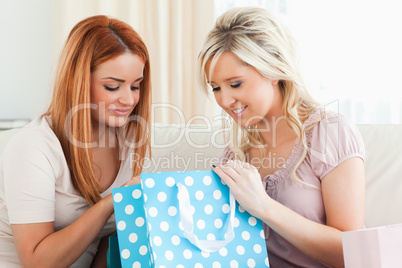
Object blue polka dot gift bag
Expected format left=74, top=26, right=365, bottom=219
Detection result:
left=112, top=170, right=270, bottom=267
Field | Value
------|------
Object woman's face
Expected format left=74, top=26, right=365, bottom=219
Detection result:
left=206, top=52, right=282, bottom=128
left=90, top=53, right=144, bottom=129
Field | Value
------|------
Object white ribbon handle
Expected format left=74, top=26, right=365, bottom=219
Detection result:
left=176, top=182, right=235, bottom=252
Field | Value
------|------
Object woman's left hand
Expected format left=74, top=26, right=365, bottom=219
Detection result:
left=212, top=159, right=271, bottom=218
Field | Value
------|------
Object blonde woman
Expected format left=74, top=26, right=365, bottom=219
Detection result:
left=199, top=7, right=365, bottom=268
left=0, top=15, right=151, bottom=267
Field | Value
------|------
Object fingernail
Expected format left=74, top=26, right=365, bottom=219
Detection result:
left=212, top=164, right=216, bottom=168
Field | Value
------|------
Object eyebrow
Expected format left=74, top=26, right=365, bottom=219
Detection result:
left=209, top=76, right=244, bottom=84
left=102, top=76, right=144, bottom=83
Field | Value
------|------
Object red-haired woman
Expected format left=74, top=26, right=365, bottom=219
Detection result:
left=0, top=15, right=151, bottom=267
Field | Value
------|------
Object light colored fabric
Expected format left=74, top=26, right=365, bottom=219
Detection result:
left=357, top=124, right=402, bottom=228
left=51, top=0, right=216, bottom=124
left=0, top=116, right=133, bottom=267
left=222, top=109, right=365, bottom=268
left=148, top=123, right=225, bottom=172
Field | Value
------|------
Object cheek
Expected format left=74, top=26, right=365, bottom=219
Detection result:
left=213, top=92, right=223, bottom=107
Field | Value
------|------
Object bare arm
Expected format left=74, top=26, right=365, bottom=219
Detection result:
left=213, top=158, right=365, bottom=268
left=11, top=176, right=140, bottom=268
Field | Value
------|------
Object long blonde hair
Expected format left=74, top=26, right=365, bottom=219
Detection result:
left=47, top=15, right=151, bottom=205
left=198, top=7, right=320, bottom=183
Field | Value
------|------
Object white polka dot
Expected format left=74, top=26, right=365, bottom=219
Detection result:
left=139, top=245, right=148, bottom=255
left=204, top=204, right=213, bottom=214
left=157, top=192, right=167, bottom=202
left=183, top=249, right=192, bottom=259
left=145, top=178, right=155, bottom=188
left=165, top=177, right=175, bottom=187
left=195, top=190, right=204, bottom=200
left=136, top=217, right=145, bottom=227
left=239, top=205, right=245, bottom=213
left=143, top=194, right=148, bottom=202
left=117, top=221, right=126, bottom=231
left=260, top=229, right=265, bottom=238
left=207, top=233, right=216, bottom=240
left=201, top=251, right=210, bottom=258
left=125, top=205, right=134, bottom=215
left=221, top=179, right=226, bottom=185
left=148, top=223, right=152, bottom=231
left=212, top=261, right=221, bottom=268
left=185, top=176, right=194, bottom=186
left=160, top=221, right=169, bottom=231
left=222, top=204, right=230, bottom=214
left=132, top=189, right=142, bottom=199
left=214, top=219, right=223, bottom=228
left=197, top=220, right=205, bottom=229
left=177, top=265, right=184, bottom=268
left=213, top=190, right=222, bottom=200
left=153, top=236, right=162, bottom=246
left=194, top=263, right=203, bottom=268
left=203, top=175, right=212, bottom=185
left=265, top=257, right=269, bottom=266
left=232, top=217, right=240, bottom=227
left=168, top=206, right=177, bottom=216
left=248, top=217, right=257, bottom=226
left=247, top=259, right=256, bottom=268
left=242, top=231, right=250, bottom=240
left=148, top=207, right=158, bottom=217
left=230, top=260, right=239, bottom=268
left=171, top=235, right=180, bottom=245
left=236, top=245, right=245, bottom=255
left=179, top=221, right=184, bottom=230
left=254, top=244, right=262, bottom=254
left=113, top=193, right=123, bottom=202
left=165, top=250, right=174, bottom=260
left=132, top=261, right=141, bottom=268
left=121, top=249, right=130, bottom=259
left=191, top=206, right=196, bottom=215
left=219, top=247, right=227, bottom=256
left=129, top=233, right=138, bottom=243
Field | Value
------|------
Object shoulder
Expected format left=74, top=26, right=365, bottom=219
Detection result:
left=2, top=116, right=63, bottom=163
left=304, top=108, right=365, bottom=179
left=306, top=109, right=364, bottom=150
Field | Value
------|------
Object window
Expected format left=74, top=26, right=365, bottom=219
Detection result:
left=215, top=0, right=402, bottom=124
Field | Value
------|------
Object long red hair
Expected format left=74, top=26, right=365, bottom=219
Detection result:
left=47, top=15, right=151, bottom=205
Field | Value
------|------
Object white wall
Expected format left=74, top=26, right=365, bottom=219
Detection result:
left=0, top=0, right=53, bottom=121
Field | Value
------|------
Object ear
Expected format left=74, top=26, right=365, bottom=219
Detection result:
left=272, top=79, right=279, bottom=86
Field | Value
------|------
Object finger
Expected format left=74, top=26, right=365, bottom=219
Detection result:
left=212, top=166, right=236, bottom=188
left=220, top=165, right=240, bottom=182
left=226, top=159, right=253, bottom=175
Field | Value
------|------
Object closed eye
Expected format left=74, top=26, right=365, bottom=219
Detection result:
left=131, top=86, right=140, bottom=91
left=212, top=86, right=221, bottom=92
left=104, top=85, right=119, bottom=91
left=231, top=82, right=242, bottom=88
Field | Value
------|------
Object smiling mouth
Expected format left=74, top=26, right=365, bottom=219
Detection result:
left=231, top=105, right=247, bottom=117
left=109, top=109, right=131, bottom=116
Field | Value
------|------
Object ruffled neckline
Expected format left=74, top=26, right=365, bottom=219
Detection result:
left=262, top=108, right=324, bottom=187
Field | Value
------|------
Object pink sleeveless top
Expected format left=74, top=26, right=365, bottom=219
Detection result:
left=222, top=109, right=365, bottom=267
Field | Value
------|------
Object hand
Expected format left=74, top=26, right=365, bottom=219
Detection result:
left=122, top=175, right=141, bottom=187
left=213, top=160, right=271, bottom=218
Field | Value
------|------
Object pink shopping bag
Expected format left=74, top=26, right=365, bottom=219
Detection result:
left=342, top=223, right=402, bottom=267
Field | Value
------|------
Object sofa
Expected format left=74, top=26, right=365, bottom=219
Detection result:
left=1, top=123, right=401, bottom=229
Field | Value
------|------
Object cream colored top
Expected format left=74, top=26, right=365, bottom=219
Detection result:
left=0, top=116, right=136, bottom=267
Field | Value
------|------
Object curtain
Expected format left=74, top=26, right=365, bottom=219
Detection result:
left=52, top=0, right=216, bottom=124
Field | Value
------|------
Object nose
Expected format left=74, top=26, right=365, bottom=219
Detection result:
left=217, top=87, right=236, bottom=108
left=119, top=86, right=136, bottom=106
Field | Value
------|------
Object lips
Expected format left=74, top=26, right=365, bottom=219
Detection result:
left=109, top=109, right=131, bottom=116
left=231, top=105, right=247, bottom=118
